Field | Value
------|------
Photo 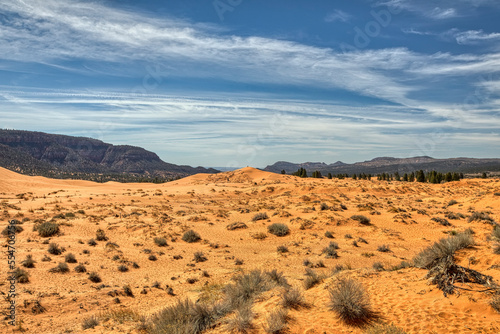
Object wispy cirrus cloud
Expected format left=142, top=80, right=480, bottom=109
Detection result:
left=324, top=10, right=352, bottom=23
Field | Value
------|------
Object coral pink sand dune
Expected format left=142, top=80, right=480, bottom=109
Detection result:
left=0, top=167, right=499, bottom=333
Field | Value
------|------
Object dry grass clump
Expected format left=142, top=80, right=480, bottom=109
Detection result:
left=193, top=251, right=207, bottom=263
left=328, top=278, right=376, bottom=326
left=413, top=232, right=474, bottom=269
left=96, top=228, right=108, bottom=241
left=148, top=299, right=224, bottom=334
left=468, top=211, right=495, bottom=224
left=21, top=255, right=35, bottom=268
left=265, top=308, right=289, bottom=334
left=81, top=315, right=99, bottom=329
left=351, top=215, right=371, bottom=225
left=153, top=237, right=168, bottom=247
left=49, top=262, right=69, bottom=273
left=377, top=245, right=390, bottom=253
left=75, top=264, right=87, bottom=273
left=65, top=253, right=77, bottom=263
left=182, top=229, right=201, bottom=243
left=277, top=245, right=288, bottom=253
left=227, top=221, right=248, bottom=230
left=303, top=268, right=325, bottom=290
left=252, top=212, right=269, bottom=221
left=2, top=224, right=23, bottom=236
left=323, top=241, right=340, bottom=258
left=36, top=221, right=59, bottom=237
left=118, top=265, right=129, bottom=272
left=11, top=267, right=29, bottom=283
left=88, top=272, right=102, bottom=283
left=48, top=243, right=64, bottom=255
left=224, top=270, right=274, bottom=309
left=490, top=295, right=500, bottom=313
left=267, top=223, right=290, bottom=237
left=280, top=287, right=307, bottom=309
left=225, top=303, right=254, bottom=333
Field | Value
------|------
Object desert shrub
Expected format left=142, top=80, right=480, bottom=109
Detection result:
left=320, top=203, right=330, bottom=211
left=149, top=254, right=158, bottom=261
left=280, top=287, right=306, bottom=309
left=431, top=217, right=451, bottom=226
left=345, top=234, right=353, bottom=239
left=65, top=253, right=77, bottom=263
left=48, top=243, right=63, bottom=255
left=154, top=237, right=168, bottom=247
left=366, top=323, right=407, bottom=334
left=194, top=251, right=207, bottom=263
left=96, top=228, right=108, bottom=241
left=21, top=255, right=35, bottom=268
left=446, top=212, right=465, bottom=220
left=413, top=232, right=474, bottom=269
left=88, top=238, right=97, bottom=246
left=251, top=232, right=268, bottom=240
left=323, top=242, right=340, bottom=259
left=493, top=227, right=500, bottom=242
left=182, top=229, right=201, bottom=243
left=75, top=264, right=87, bottom=273
left=351, top=215, right=371, bottom=225
left=226, top=221, right=248, bottom=230
left=88, top=272, right=102, bottom=283
left=265, top=269, right=289, bottom=287
left=123, top=285, right=134, bottom=296
left=1, top=224, right=23, bottom=236
left=81, top=315, right=99, bottom=330
left=303, top=268, right=324, bottom=290
left=252, top=212, right=269, bottom=221
left=265, top=308, right=288, bottom=334
left=235, top=258, right=244, bottom=265
left=372, top=262, right=384, bottom=271
left=149, top=299, right=221, bottom=334
left=277, top=245, right=288, bottom=253
left=49, top=262, right=69, bottom=273
left=118, top=265, right=129, bottom=272
left=132, top=262, right=140, bottom=269
left=267, top=223, right=290, bottom=237
left=468, top=211, right=495, bottom=224
left=37, top=221, right=59, bottom=237
left=490, top=296, right=500, bottom=313
left=328, top=278, right=375, bottom=326
left=41, top=255, right=51, bottom=262
left=325, top=231, right=334, bottom=238
left=226, top=303, right=254, bottom=333
left=11, top=267, right=29, bottom=283
left=223, top=270, right=273, bottom=309
left=447, top=199, right=458, bottom=206
left=377, top=245, right=390, bottom=253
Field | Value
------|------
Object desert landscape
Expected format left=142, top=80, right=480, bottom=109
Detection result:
left=1, top=165, right=500, bottom=333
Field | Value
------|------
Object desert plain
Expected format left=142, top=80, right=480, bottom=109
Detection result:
left=1, top=166, right=500, bottom=333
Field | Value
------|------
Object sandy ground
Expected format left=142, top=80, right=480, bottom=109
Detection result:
left=0, top=166, right=499, bottom=333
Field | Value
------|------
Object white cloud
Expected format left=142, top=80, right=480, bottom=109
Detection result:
left=324, top=10, right=352, bottom=23
left=453, top=29, right=500, bottom=44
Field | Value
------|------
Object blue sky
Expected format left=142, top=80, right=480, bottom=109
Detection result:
left=0, top=0, right=499, bottom=168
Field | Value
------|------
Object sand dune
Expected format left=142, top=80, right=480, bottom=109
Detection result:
left=1, top=167, right=499, bottom=333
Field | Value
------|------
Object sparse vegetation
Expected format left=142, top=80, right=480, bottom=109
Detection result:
left=21, top=255, right=35, bottom=268
left=323, top=241, right=340, bottom=258
left=267, top=223, right=290, bottom=237
left=265, top=308, right=289, bottom=334
left=252, top=212, right=269, bottom=221
left=75, top=264, right=87, bottom=273
left=118, top=265, right=129, bottom=272
left=48, top=243, right=64, bottom=255
left=226, top=303, right=254, bottom=333
left=366, top=323, right=407, bottom=334
left=469, top=211, right=495, bottom=224
left=193, top=251, right=207, bottom=263
left=328, top=278, right=375, bottom=326
left=65, top=253, right=77, bottom=263
left=325, top=231, right=334, bottom=238
left=377, top=245, right=390, bottom=253
left=37, top=221, right=59, bottom=237
left=154, top=237, right=168, bottom=247
left=182, top=229, right=201, bottom=243
left=277, top=245, right=288, bottom=253
left=88, top=238, right=97, bottom=246
left=303, top=268, right=324, bottom=290
left=351, top=215, right=371, bottom=225
left=49, top=262, right=69, bottom=273
left=81, top=316, right=99, bottom=330
left=11, top=267, right=29, bottom=283
left=280, top=287, right=307, bottom=309
left=88, top=272, right=102, bottom=283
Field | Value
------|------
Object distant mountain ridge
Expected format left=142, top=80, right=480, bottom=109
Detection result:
left=264, top=156, right=500, bottom=175
left=0, top=130, right=218, bottom=180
